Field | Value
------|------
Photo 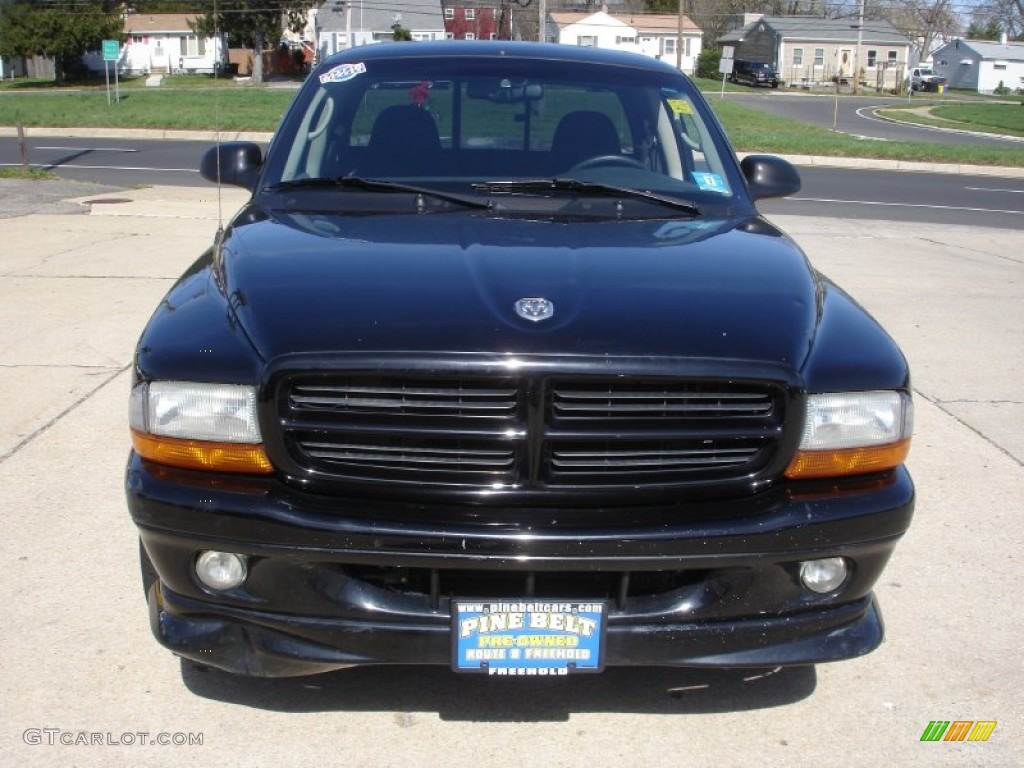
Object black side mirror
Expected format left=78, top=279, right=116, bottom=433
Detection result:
left=741, top=154, right=801, bottom=201
left=200, top=142, right=263, bottom=190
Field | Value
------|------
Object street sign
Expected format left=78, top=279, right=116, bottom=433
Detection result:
left=722, top=46, right=734, bottom=60
left=719, top=57, right=734, bottom=75
left=101, top=40, right=120, bottom=105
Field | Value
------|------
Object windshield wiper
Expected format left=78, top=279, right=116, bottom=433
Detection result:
left=473, top=179, right=701, bottom=216
left=265, top=175, right=492, bottom=210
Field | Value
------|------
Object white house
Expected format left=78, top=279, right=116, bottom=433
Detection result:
left=931, top=37, right=1024, bottom=94
left=546, top=12, right=701, bottom=72
left=85, top=14, right=225, bottom=76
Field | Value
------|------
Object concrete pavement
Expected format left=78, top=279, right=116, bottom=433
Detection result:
left=0, top=181, right=1020, bottom=766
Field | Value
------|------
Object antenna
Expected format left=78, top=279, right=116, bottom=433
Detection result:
left=214, top=0, right=224, bottom=238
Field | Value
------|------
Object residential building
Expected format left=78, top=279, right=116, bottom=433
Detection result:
left=443, top=4, right=510, bottom=41
left=85, top=13, right=225, bottom=76
left=546, top=11, right=702, bottom=72
left=316, top=0, right=446, bottom=59
left=932, top=37, right=1024, bottom=94
left=719, top=15, right=914, bottom=89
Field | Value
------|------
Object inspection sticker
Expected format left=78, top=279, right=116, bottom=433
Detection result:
left=693, top=172, right=728, bottom=193
left=319, top=62, right=366, bottom=85
left=452, top=600, right=607, bottom=675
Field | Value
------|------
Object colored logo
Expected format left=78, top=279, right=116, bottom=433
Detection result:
left=920, top=721, right=997, bottom=742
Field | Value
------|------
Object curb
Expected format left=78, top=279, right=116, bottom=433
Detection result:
left=0, top=125, right=274, bottom=143
left=865, top=106, right=1024, bottom=145
left=4, top=125, right=1024, bottom=179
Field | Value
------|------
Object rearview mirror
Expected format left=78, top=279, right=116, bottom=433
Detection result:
left=466, top=79, right=544, bottom=103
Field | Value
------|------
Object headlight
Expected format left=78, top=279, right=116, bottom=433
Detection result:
left=785, top=391, right=912, bottom=480
left=129, top=381, right=272, bottom=474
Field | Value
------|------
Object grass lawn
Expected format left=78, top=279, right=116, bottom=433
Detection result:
left=876, top=102, right=1024, bottom=138
left=0, top=88, right=293, bottom=132
left=709, top=98, right=1024, bottom=167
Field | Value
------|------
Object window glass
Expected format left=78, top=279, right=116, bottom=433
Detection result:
left=269, top=57, right=740, bottom=205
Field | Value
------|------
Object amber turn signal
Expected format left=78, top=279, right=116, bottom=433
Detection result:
left=131, top=429, right=273, bottom=475
left=784, top=439, right=911, bottom=480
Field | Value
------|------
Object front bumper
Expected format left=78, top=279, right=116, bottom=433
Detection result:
left=128, top=455, right=914, bottom=677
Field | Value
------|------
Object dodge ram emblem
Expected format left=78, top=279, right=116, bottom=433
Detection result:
left=515, top=298, right=554, bottom=322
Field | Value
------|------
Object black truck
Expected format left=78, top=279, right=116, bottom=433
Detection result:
left=127, top=42, right=913, bottom=678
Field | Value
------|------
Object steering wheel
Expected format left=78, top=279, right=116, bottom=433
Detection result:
left=570, top=154, right=646, bottom=172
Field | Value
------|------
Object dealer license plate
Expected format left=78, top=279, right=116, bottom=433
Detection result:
left=452, top=599, right=607, bottom=675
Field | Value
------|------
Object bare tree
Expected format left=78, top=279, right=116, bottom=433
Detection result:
left=887, top=1, right=962, bottom=59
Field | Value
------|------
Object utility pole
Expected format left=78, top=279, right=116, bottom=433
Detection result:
left=853, top=0, right=864, bottom=95
left=538, top=0, right=547, bottom=43
left=676, top=0, right=685, bottom=71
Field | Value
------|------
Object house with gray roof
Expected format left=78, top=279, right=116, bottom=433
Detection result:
left=316, top=0, right=446, bottom=59
left=931, top=37, right=1024, bottom=94
left=719, top=15, right=914, bottom=89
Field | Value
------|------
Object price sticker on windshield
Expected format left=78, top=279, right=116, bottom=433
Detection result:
left=667, top=99, right=693, bottom=116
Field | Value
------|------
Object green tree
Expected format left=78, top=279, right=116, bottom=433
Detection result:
left=391, top=24, right=412, bottom=42
left=696, top=46, right=721, bottom=79
left=0, top=0, right=122, bottom=84
left=969, top=1, right=1023, bottom=41
left=966, top=18, right=1004, bottom=40
left=132, top=1, right=309, bottom=84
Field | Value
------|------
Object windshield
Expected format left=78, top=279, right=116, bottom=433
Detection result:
left=261, top=50, right=744, bottom=213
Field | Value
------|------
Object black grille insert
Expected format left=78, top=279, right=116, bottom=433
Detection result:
left=289, top=378, right=519, bottom=422
left=552, top=381, right=774, bottom=421
left=276, top=373, right=784, bottom=493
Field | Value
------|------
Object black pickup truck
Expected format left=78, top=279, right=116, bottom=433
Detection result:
left=127, top=42, right=913, bottom=678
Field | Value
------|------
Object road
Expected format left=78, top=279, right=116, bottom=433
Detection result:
left=760, top=167, right=1024, bottom=229
left=2, top=135, right=1022, bottom=229
left=728, top=91, right=1024, bottom=147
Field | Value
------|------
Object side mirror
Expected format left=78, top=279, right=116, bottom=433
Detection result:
left=200, top=142, right=263, bottom=190
left=741, top=154, right=801, bottom=201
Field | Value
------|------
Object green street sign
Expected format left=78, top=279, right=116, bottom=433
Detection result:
left=102, top=40, right=119, bottom=61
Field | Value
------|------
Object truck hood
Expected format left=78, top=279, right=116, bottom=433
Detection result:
left=219, top=207, right=819, bottom=369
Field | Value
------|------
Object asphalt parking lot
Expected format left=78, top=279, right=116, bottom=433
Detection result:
left=0, top=180, right=1020, bottom=767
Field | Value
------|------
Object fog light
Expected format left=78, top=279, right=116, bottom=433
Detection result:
left=195, top=551, right=247, bottom=591
left=799, top=557, right=848, bottom=594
